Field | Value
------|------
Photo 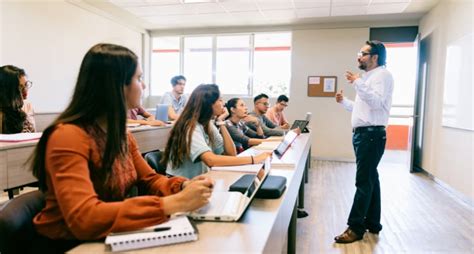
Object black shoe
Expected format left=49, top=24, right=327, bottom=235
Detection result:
left=297, top=209, right=309, bottom=218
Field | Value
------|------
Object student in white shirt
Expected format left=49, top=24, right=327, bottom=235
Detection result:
left=160, top=75, right=188, bottom=120
left=161, top=84, right=271, bottom=179
left=334, top=40, right=394, bottom=244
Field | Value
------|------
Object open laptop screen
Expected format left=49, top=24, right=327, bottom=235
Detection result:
left=274, top=131, right=298, bottom=159
left=155, top=104, right=169, bottom=122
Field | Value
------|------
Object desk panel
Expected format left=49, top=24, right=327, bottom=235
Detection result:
left=0, top=152, right=7, bottom=191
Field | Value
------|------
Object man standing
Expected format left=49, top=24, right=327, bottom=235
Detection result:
left=334, top=40, right=394, bottom=243
left=246, top=93, right=285, bottom=136
left=266, top=94, right=290, bottom=129
left=160, top=75, right=188, bottom=120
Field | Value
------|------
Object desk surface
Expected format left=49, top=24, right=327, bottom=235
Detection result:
left=0, top=125, right=172, bottom=191
left=70, top=133, right=311, bottom=253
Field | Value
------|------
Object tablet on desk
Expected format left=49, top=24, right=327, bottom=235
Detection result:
left=290, top=120, right=309, bottom=132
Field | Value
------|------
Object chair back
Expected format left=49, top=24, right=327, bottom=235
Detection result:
left=144, top=151, right=167, bottom=175
left=0, top=190, right=45, bottom=254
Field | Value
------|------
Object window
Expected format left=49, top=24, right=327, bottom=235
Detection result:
left=151, top=37, right=180, bottom=96
left=253, top=33, right=291, bottom=97
left=216, top=35, right=250, bottom=95
left=184, top=37, right=213, bottom=93
left=151, top=32, right=292, bottom=97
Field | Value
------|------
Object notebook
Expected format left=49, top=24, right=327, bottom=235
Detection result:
left=0, top=132, right=42, bottom=142
left=189, top=158, right=271, bottom=222
left=105, top=215, right=198, bottom=252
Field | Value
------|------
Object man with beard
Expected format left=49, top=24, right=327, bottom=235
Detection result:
left=160, top=75, right=188, bottom=120
left=334, top=40, right=394, bottom=243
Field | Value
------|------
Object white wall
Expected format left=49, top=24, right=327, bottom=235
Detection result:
left=0, top=1, right=144, bottom=112
left=419, top=0, right=474, bottom=200
left=289, top=28, right=369, bottom=161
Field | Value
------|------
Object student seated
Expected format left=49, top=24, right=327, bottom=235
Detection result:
left=247, top=93, right=285, bottom=136
left=30, top=44, right=212, bottom=250
left=0, top=65, right=35, bottom=133
left=160, top=75, right=188, bottom=121
left=19, top=71, right=36, bottom=131
left=225, top=98, right=267, bottom=152
left=127, top=81, right=164, bottom=126
left=127, top=105, right=164, bottom=126
left=161, top=84, right=271, bottom=179
left=266, top=94, right=290, bottom=129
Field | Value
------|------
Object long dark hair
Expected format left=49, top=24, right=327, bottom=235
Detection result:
left=161, top=84, right=220, bottom=168
left=225, top=97, right=240, bottom=120
left=31, top=43, right=138, bottom=191
left=0, top=65, right=27, bottom=134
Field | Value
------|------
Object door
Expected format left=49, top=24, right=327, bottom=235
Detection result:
left=410, top=34, right=430, bottom=172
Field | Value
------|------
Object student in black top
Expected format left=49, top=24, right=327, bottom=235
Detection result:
left=224, top=98, right=265, bottom=153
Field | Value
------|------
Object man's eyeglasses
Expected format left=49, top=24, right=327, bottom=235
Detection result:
left=279, top=102, right=288, bottom=107
left=21, top=81, right=33, bottom=90
left=357, top=51, right=372, bottom=58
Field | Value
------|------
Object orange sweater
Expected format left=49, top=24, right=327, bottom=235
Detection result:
left=33, top=124, right=186, bottom=240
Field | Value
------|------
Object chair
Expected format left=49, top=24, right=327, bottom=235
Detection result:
left=0, top=190, right=45, bottom=254
left=144, top=150, right=167, bottom=176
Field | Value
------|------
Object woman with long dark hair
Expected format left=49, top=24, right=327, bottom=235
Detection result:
left=162, top=84, right=271, bottom=178
left=30, top=44, right=212, bottom=249
left=0, top=65, right=35, bottom=133
left=225, top=98, right=266, bottom=152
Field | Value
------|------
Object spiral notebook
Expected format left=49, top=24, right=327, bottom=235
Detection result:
left=105, top=215, right=198, bottom=252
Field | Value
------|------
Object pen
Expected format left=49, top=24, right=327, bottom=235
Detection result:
left=109, top=226, right=171, bottom=236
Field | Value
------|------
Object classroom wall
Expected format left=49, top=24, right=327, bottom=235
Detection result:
left=0, top=0, right=144, bottom=112
left=289, top=28, right=369, bottom=161
left=418, top=0, right=474, bottom=200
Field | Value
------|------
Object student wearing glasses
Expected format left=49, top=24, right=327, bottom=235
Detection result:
left=247, top=93, right=285, bottom=136
left=334, top=40, right=393, bottom=243
left=20, top=75, right=36, bottom=131
left=0, top=65, right=35, bottom=133
left=31, top=44, right=212, bottom=252
left=162, top=85, right=271, bottom=179
left=266, top=94, right=290, bottom=129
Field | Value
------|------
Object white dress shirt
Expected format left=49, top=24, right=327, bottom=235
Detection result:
left=341, top=66, right=394, bottom=128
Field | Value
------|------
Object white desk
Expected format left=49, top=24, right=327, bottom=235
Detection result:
left=0, top=125, right=172, bottom=197
left=70, top=133, right=311, bottom=254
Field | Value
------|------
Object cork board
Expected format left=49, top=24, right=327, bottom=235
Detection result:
left=307, top=76, right=337, bottom=97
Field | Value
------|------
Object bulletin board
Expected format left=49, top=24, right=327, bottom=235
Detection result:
left=307, top=76, right=338, bottom=97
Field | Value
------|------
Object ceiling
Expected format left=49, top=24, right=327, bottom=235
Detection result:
left=82, top=0, right=440, bottom=31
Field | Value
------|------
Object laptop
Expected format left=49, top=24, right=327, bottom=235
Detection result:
left=189, top=158, right=271, bottom=222
left=155, top=104, right=169, bottom=122
left=273, top=130, right=299, bottom=159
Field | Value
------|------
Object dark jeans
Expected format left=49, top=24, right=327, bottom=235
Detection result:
left=347, top=129, right=386, bottom=236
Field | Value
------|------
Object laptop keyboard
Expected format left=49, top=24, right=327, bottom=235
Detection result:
left=196, top=192, right=242, bottom=215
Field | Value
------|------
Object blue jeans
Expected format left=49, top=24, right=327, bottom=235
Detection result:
left=347, top=129, right=386, bottom=236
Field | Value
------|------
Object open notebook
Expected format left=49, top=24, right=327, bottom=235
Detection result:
left=105, top=215, right=198, bottom=252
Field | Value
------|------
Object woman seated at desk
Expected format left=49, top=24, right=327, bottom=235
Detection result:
left=30, top=44, right=212, bottom=252
left=225, top=98, right=267, bottom=153
left=161, top=84, right=271, bottom=179
left=0, top=65, right=35, bottom=133
left=127, top=82, right=164, bottom=126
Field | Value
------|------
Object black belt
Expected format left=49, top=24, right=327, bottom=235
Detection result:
left=353, top=126, right=385, bottom=133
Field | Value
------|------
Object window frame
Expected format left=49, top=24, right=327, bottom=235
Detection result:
left=150, top=32, right=291, bottom=98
